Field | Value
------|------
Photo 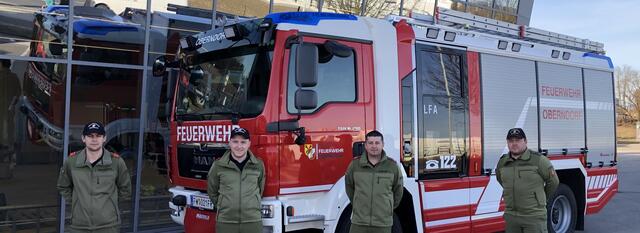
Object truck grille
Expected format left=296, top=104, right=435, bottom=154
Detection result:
left=177, top=144, right=227, bottom=180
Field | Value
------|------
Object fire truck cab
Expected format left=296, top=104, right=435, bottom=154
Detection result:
left=154, top=9, right=617, bottom=233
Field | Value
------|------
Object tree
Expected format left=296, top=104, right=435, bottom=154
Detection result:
left=323, top=0, right=400, bottom=18
left=615, top=65, right=640, bottom=123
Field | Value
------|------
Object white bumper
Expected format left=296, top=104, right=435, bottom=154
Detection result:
left=167, top=186, right=283, bottom=233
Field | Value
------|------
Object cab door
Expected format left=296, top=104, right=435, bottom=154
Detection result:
left=275, top=33, right=373, bottom=195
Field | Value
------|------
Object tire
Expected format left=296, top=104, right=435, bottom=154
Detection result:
left=335, top=206, right=351, bottom=233
left=391, top=214, right=403, bottom=233
left=335, top=205, right=403, bottom=233
left=547, top=183, right=577, bottom=233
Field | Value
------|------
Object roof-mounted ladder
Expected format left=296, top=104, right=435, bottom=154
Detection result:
left=405, top=7, right=605, bottom=54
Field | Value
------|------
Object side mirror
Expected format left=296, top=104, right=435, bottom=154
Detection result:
left=294, top=90, right=317, bottom=110
left=352, top=141, right=365, bottom=158
left=190, top=66, right=205, bottom=83
left=153, top=56, right=168, bottom=77
left=295, top=43, right=318, bottom=87
left=49, top=40, right=63, bottom=56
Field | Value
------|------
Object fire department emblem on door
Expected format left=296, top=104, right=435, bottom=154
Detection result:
left=304, top=144, right=316, bottom=160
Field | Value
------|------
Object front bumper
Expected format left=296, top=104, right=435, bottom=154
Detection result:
left=168, top=186, right=283, bottom=233
left=18, top=96, right=63, bottom=151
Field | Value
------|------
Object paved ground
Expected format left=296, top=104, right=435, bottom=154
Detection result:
left=583, top=152, right=640, bottom=233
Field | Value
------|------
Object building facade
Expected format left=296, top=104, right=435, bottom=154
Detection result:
left=0, top=0, right=533, bottom=232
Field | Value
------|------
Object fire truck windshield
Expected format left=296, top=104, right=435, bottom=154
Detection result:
left=175, top=45, right=272, bottom=121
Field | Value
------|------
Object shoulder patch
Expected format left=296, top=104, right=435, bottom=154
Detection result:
left=353, top=156, right=361, bottom=160
left=111, top=153, right=120, bottom=158
left=69, top=151, right=77, bottom=158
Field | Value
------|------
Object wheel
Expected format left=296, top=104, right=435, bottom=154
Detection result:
left=335, top=205, right=403, bottom=233
left=391, top=214, right=403, bottom=233
left=547, top=183, right=577, bottom=233
left=335, top=206, right=351, bottom=233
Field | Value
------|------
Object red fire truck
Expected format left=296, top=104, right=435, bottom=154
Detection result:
left=153, top=8, right=617, bottom=233
left=17, top=5, right=213, bottom=159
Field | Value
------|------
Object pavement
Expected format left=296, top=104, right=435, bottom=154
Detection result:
left=616, top=139, right=640, bottom=153
left=583, top=152, right=640, bottom=233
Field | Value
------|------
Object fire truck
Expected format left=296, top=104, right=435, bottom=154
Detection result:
left=153, top=8, right=617, bottom=233
left=17, top=5, right=214, bottom=158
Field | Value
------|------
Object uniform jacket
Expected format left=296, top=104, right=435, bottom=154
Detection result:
left=345, top=151, right=403, bottom=227
left=207, top=150, right=265, bottom=223
left=57, top=149, right=132, bottom=230
left=496, top=149, right=559, bottom=217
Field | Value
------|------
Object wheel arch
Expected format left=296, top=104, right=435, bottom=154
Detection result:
left=556, top=168, right=585, bottom=231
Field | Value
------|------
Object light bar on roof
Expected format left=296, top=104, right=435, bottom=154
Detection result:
left=444, top=31, right=456, bottom=41
left=426, top=28, right=439, bottom=39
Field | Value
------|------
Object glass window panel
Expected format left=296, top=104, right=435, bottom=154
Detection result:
left=148, top=0, right=213, bottom=66
left=72, top=1, right=148, bottom=65
left=287, top=44, right=357, bottom=114
left=365, top=0, right=401, bottom=18
left=468, top=0, right=492, bottom=8
left=0, top=59, right=66, bottom=233
left=272, top=0, right=319, bottom=13
left=418, top=96, right=468, bottom=179
left=494, top=11, right=516, bottom=23
left=138, top=65, right=177, bottom=229
left=0, top=1, right=68, bottom=58
left=217, top=0, right=269, bottom=17
left=321, top=0, right=362, bottom=15
left=403, top=0, right=437, bottom=16
left=450, top=1, right=467, bottom=12
left=467, top=5, right=492, bottom=18
left=403, top=0, right=466, bottom=16
left=401, top=75, right=415, bottom=177
left=66, top=65, right=142, bottom=232
left=494, top=0, right=518, bottom=13
left=417, top=51, right=464, bottom=97
left=416, top=48, right=468, bottom=180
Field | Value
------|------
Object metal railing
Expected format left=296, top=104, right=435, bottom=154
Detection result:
left=0, top=195, right=177, bottom=233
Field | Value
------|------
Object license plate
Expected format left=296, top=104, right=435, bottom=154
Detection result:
left=191, top=195, right=214, bottom=210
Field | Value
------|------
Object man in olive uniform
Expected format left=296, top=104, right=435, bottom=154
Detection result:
left=345, top=130, right=403, bottom=233
left=207, top=127, right=265, bottom=233
left=496, top=128, right=560, bottom=233
left=57, top=122, right=132, bottom=233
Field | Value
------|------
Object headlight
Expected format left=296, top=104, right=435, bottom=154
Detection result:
left=261, top=204, right=274, bottom=218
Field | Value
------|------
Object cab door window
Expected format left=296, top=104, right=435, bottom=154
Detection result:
left=286, top=43, right=357, bottom=114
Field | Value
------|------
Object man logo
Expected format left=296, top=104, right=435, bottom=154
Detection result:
left=425, top=160, right=439, bottom=170
left=88, top=123, right=100, bottom=129
left=304, top=144, right=316, bottom=160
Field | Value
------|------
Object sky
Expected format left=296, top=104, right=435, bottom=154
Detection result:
left=530, top=0, right=640, bottom=70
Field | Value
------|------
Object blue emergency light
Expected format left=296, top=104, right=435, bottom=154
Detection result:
left=44, top=5, right=68, bottom=13
left=74, top=20, right=138, bottom=36
left=42, top=5, right=138, bottom=36
left=265, top=12, right=357, bottom=26
left=583, top=52, right=613, bottom=69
